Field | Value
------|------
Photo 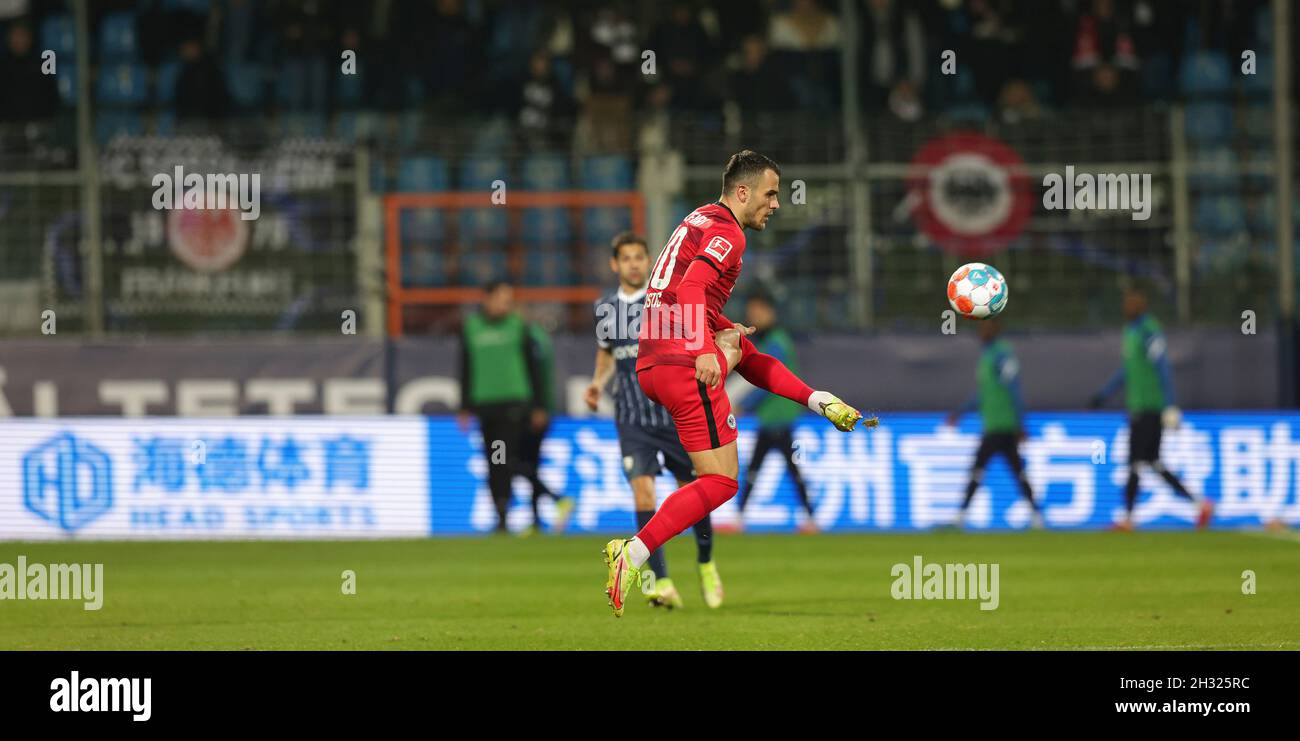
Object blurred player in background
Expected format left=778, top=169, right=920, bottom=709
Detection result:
left=602, top=151, right=871, bottom=617
left=1088, top=283, right=1213, bottom=531
left=945, top=317, right=1043, bottom=529
left=585, top=232, right=724, bottom=609
left=459, top=281, right=573, bottom=534
left=735, top=292, right=818, bottom=533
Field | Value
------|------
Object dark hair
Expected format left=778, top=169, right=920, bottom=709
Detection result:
left=746, top=290, right=776, bottom=309
left=610, top=231, right=648, bottom=257
left=483, top=279, right=510, bottom=295
left=722, top=150, right=780, bottom=194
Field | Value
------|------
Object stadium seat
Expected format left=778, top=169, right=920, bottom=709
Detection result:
left=154, top=110, right=176, bottom=137
left=402, top=244, right=448, bottom=287
left=457, top=207, right=509, bottom=247
left=96, top=63, right=149, bottom=106
left=458, top=156, right=509, bottom=190
left=154, top=61, right=182, bottom=105
left=41, top=14, right=75, bottom=58
left=98, top=12, right=139, bottom=62
left=95, top=111, right=144, bottom=145
left=397, top=156, right=449, bottom=192
left=457, top=246, right=508, bottom=285
left=1254, top=6, right=1273, bottom=50
left=467, top=118, right=512, bottom=155
left=335, top=67, right=364, bottom=109
left=1183, top=101, right=1233, bottom=145
left=1188, top=147, right=1240, bottom=192
left=1243, top=147, right=1274, bottom=189
left=1178, top=51, right=1231, bottom=96
left=333, top=111, right=375, bottom=143
left=520, top=208, right=572, bottom=247
left=1192, top=196, right=1247, bottom=235
left=56, top=67, right=77, bottom=107
left=523, top=248, right=577, bottom=286
left=401, top=209, right=446, bottom=246
left=581, top=207, right=631, bottom=245
left=580, top=155, right=633, bottom=190
left=521, top=154, right=569, bottom=191
left=225, top=63, right=265, bottom=108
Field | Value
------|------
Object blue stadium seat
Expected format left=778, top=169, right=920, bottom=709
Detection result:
left=56, top=67, right=77, bottom=106
left=98, top=12, right=139, bottom=62
left=520, top=150, right=572, bottom=188
left=521, top=154, right=569, bottom=190
left=1241, top=53, right=1272, bottom=98
left=333, top=111, right=375, bottom=142
left=154, top=61, right=182, bottom=104
left=580, top=155, right=633, bottom=190
left=523, top=248, right=577, bottom=286
left=1184, top=102, right=1233, bottom=144
left=1192, top=196, right=1246, bottom=235
left=1254, top=6, right=1273, bottom=50
left=95, top=111, right=144, bottom=144
left=1243, top=147, right=1274, bottom=189
left=41, top=14, right=75, bottom=58
left=336, top=68, right=364, bottom=108
left=398, top=110, right=425, bottom=148
left=582, top=207, right=631, bottom=245
left=401, top=209, right=446, bottom=246
left=96, top=63, right=149, bottom=106
left=397, top=156, right=449, bottom=192
left=458, top=208, right=509, bottom=247
left=225, top=63, right=265, bottom=108
left=402, top=246, right=448, bottom=287
left=458, top=156, right=509, bottom=190
left=520, top=208, right=572, bottom=246
left=1179, top=51, right=1231, bottom=96
left=154, top=110, right=176, bottom=136
left=457, top=246, right=508, bottom=285
left=1189, top=148, right=1240, bottom=192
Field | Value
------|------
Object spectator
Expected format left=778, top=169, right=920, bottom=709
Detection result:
left=996, top=79, right=1042, bottom=124
left=769, top=0, right=841, bottom=51
left=1071, top=0, right=1140, bottom=107
left=517, top=49, right=574, bottom=150
left=647, top=1, right=719, bottom=112
left=860, top=0, right=926, bottom=111
left=0, top=20, right=59, bottom=123
left=731, top=34, right=794, bottom=116
left=174, top=38, right=232, bottom=120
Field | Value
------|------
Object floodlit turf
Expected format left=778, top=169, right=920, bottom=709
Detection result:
left=1, top=531, right=1298, bottom=650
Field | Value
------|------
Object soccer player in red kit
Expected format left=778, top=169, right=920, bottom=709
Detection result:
left=602, top=150, right=873, bottom=616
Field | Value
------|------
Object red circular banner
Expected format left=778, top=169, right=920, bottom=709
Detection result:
left=907, top=131, right=1033, bottom=257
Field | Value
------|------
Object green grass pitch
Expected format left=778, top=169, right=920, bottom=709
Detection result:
left=2, top=531, right=1297, bottom=650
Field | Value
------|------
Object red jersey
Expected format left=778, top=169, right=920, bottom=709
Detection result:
left=637, top=202, right=746, bottom=371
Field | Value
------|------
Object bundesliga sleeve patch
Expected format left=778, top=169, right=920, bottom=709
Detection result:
left=703, top=235, right=734, bottom=263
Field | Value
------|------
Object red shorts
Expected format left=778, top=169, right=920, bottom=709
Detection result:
left=637, top=359, right=737, bottom=453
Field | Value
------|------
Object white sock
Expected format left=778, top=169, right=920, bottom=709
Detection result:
left=807, top=390, right=835, bottom=415
left=626, top=537, right=651, bottom=569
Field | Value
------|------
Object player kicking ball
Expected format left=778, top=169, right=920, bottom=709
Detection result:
left=602, top=151, right=874, bottom=617
left=586, top=232, right=728, bottom=609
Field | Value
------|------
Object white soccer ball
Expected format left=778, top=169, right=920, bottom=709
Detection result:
left=947, top=262, right=1009, bottom=319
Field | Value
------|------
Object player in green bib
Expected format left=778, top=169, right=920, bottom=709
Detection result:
left=1089, top=283, right=1212, bottom=531
left=459, top=281, right=573, bottom=534
left=947, top=318, right=1043, bottom=529
left=735, top=293, right=817, bottom=532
